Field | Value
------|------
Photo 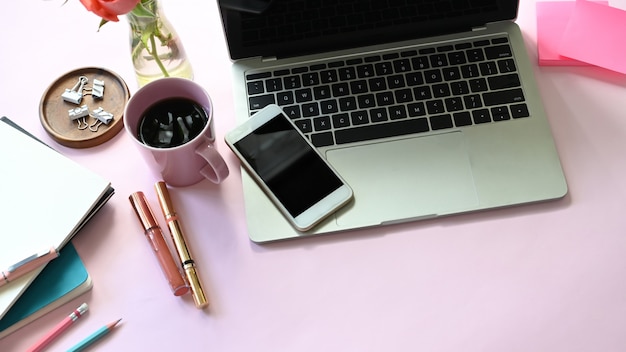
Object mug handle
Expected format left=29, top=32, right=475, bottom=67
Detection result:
left=195, top=144, right=229, bottom=184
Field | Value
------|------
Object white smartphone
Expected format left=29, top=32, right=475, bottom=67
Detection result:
left=225, top=104, right=353, bottom=231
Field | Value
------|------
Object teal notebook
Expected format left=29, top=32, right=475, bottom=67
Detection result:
left=0, top=243, right=92, bottom=339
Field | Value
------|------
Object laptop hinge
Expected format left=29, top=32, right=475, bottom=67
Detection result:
left=472, top=26, right=487, bottom=31
left=261, top=56, right=278, bottom=62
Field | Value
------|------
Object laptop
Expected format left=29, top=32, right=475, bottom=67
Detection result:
left=217, top=0, right=568, bottom=243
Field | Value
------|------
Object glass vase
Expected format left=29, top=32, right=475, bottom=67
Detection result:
left=126, top=0, right=193, bottom=86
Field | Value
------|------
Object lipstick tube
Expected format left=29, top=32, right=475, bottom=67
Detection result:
left=129, top=192, right=189, bottom=296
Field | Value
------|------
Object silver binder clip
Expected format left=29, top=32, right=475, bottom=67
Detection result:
left=89, top=107, right=114, bottom=132
left=68, top=105, right=89, bottom=130
left=61, top=76, right=88, bottom=104
left=91, top=79, right=105, bottom=99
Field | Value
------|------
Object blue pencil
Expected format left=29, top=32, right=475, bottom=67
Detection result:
left=67, top=319, right=122, bottom=352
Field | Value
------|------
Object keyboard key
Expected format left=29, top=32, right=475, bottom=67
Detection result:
left=388, top=105, right=407, bottom=119
left=472, top=109, right=491, bottom=124
left=407, top=102, right=426, bottom=117
left=302, top=72, right=320, bottom=86
left=429, top=54, right=448, bottom=67
left=510, top=103, right=530, bottom=118
left=406, top=72, right=424, bottom=86
left=430, top=114, right=453, bottom=130
left=426, top=100, right=445, bottom=114
left=424, top=69, right=443, bottom=83
left=357, top=64, right=375, bottom=78
left=444, top=97, right=463, bottom=112
left=332, top=83, right=350, bottom=97
left=314, top=116, right=332, bottom=131
left=294, top=119, right=313, bottom=133
left=302, top=102, right=320, bottom=117
left=273, top=69, right=290, bottom=76
left=387, top=75, right=406, bottom=89
left=320, top=99, right=339, bottom=114
left=368, top=77, right=387, bottom=91
left=463, top=94, right=482, bottom=109
left=469, top=78, right=488, bottom=92
left=485, top=45, right=512, bottom=59
left=453, top=111, right=472, bottom=126
left=313, top=86, right=332, bottom=99
left=249, top=95, right=274, bottom=110
left=370, top=108, right=388, bottom=122
left=461, top=64, right=480, bottom=78
left=432, top=83, right=451, bottom=98
left=295, top=88, right=313, bottom=102
left=412, top=56, right=430, bottom=70
left=265, top=78, right=283, bottom=92
left=394, top=89, right=413, bottom=103
left=246, top=72, right=271, bottom=80
left=491, top=106, right=510, bottom=121
left=277, top=91, right=294, bottom=105
left=497, top=59, right=516, bottom=73
left=487, top=73, right=520, bottom=90
left=357, top=94, right=376, bottom=108
left=283, top=105, right=301, bottom=119
left=311, top=132, right=334, bottom=147
left=393, top=59, right=411, bottom=73
left=350, top=80, right=369, bottom=94
left=339, top=97, right=357, bottom=111
left=448, top=51, right=467, bottom=65
left=247, top=81, right=264, bottom=95
left=482, top=88, right=525, bottom=106
left=376, top=92, right=395, bottom=106
left=466, top=49, right=485, bottom=62
left=450, top=81, right=470, bottom=95
left=283, top=76, right=301, bottom=89
left=321, top=70, right=338, bottom=83
left=334, top=118, right=429, bottom=144
left=332, top=113, right=350, bottom=128
left=479, top=61, right=498, bottom=76
left=413, top=86, right=432, bottom=100
left=375, top=62, right=394, bottom=75
left=351, top=111, right=369, bottom=125
left=442, top=67, right=461, bottom=81
left=338, top=67, right=357, bottom=80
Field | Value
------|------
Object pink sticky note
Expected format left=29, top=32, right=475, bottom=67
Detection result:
left=559, top=0, right=626, bottom=74
left=536, top=1, right=597, bottom=66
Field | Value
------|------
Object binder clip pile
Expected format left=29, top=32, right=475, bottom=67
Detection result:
left=62, top=76, right=113, bottom=132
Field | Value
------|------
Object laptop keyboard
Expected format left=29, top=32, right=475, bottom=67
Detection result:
left=245, top=36, right=529, bottom=147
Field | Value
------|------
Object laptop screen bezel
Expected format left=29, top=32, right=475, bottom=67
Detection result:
left=218, top=0, right=519, bottom=60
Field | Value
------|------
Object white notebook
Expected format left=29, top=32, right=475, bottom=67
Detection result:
left=0, top=118, right=112, bottom=319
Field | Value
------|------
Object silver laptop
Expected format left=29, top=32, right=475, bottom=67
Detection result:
left=218, top=0, right=568, bottom=242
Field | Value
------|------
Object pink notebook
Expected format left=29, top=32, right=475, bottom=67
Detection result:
left=536, top=1, right=601, bottom=66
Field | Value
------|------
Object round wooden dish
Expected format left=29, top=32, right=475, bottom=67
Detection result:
left=39, top=67, right=130, bottom=148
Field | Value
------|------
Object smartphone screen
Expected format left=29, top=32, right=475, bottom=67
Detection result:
left=233, top=113, right=344, bottom=218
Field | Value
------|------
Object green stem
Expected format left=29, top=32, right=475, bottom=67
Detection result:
left=148, top=33, right=169, bottom=77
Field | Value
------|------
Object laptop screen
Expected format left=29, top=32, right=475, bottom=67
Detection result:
left=218, top=0, right=518, bottom=60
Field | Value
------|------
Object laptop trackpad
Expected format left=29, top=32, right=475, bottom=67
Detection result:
left=326, top=132, right=479, bottom=227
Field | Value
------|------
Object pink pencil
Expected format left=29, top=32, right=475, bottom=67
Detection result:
left=27, top=303, right=88, bottom=352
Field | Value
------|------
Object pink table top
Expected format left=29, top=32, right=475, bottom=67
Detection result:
left=2, top=1, right=626, bottom=351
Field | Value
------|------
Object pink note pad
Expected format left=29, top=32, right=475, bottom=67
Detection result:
left=536, top=1, right=596, bottom=66
left=559, top=0, right=626, bottom=74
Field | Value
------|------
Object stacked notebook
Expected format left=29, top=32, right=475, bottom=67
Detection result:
left=0, top=243, right=92, bottom=338
left=0, top=117, right=113, bottom=338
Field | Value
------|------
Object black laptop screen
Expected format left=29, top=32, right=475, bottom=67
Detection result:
left=218, top=0, right=518, bottom=60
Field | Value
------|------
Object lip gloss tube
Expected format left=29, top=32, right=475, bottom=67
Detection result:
left=129, top=192, right=189, bottom=296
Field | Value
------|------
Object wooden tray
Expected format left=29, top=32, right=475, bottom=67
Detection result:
left=39, top=67, right=130, bottom=148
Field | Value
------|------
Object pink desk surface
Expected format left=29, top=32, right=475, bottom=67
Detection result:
left=2, top=1, right=626, bottom=351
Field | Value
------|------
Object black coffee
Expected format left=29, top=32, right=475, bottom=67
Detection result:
left=137, top=98, right=208, bottom=148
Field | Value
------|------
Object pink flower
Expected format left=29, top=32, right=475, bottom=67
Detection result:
left=79, top=0, right=141, bottom=22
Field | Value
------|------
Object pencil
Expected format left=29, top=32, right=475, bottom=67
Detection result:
left=27, top=303, right=88, bottom=352
left=66, top=318, right=122, bottom=352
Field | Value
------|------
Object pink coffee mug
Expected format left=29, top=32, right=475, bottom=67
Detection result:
left=124, top=78, right=229, bottom=187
